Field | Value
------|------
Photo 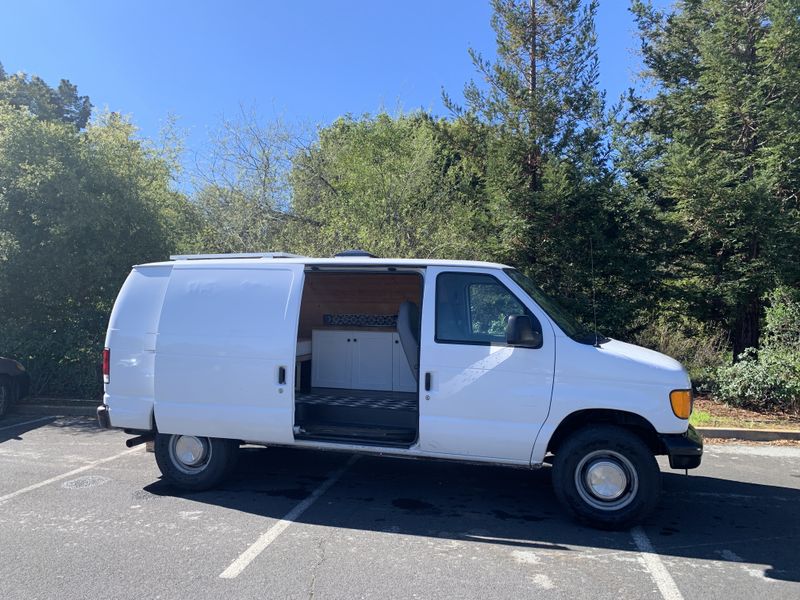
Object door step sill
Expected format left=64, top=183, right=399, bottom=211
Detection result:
left=294, top=423, right=416, bottom=448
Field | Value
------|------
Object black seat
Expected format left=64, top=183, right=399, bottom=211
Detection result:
left=397, top=301, right=420, bottom=380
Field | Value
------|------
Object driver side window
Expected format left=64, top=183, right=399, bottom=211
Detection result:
left=436, top=272, right=532, bottom=345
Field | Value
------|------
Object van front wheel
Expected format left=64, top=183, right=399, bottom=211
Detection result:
left=552, top=425, right=660, bottom=530
left=154, top=434, right=238, bottom=491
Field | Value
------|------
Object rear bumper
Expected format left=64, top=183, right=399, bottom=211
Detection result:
left=660, top=424, right=703, bottom=470
left=96, top=404, right=112, bottom=429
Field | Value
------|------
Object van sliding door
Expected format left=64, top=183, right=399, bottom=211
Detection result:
left=154, top=263, right=305, bottom=443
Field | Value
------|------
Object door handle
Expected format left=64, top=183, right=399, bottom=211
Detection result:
left=424, top=372, right=431, bottom=392
left=278, top=366, right=286, bottom=385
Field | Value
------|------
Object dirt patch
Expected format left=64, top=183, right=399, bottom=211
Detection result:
left=703, top=437, right=800, bottom=446
left=693, top=397, right=800, bottom=430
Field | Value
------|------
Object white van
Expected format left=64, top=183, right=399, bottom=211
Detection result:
left=97, top=251, right=702, bottom=529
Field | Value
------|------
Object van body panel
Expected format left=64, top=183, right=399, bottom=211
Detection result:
left=103, top=265, right=173, bottom=430
left=529, top=336, right=693, bottom=464
left=417, top=267, right=556, bottom=462
left=153, top=264, right=304, bottom=442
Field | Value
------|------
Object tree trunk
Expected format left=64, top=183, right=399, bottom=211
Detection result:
left=527, top=0, right=540, bottom=193
left=732, top=297, right=761, bottom=361
left=730, top=5, right=762, bottom=361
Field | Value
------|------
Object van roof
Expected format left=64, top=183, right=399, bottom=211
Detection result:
left=136, top=253, right=512, bottom=270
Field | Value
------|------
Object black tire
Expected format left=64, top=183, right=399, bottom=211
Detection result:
left=154, top=433, right=239, bottom=491
left=0, top=379, right=10, bottom=419
left=551, top=425, right=660, bottom=530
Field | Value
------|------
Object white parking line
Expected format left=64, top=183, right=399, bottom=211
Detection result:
left=0, top=446, right=141, bottom=505
left=219, top=454, right=359, bottom=579
left=631, top=526, right=684, bottom=600
left=0, top=416, right=55, bottom=432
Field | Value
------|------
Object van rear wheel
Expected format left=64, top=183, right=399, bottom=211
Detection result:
left=154, top=434, right=239, bottom=491
left=551, top=425, right=660, bottom=530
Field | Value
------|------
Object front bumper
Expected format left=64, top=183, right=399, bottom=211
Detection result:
left=96, top=404, right=111, bottom=429
left=660, top=424, right=703, bottom=469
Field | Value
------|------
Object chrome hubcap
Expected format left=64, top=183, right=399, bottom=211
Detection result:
left=168, top=435, right=211, bottom=474
left=175, top=436, right=205, bottom=465
left=585, top=460, right=627, bottom=500
left=574, top=450, right=638, bottom=511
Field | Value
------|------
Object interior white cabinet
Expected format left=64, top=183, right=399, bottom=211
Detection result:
left=352, top=331, right=394, bottom=391
left=311, top=329, right=417, bottom=392
left=310, top=330, right=353, bottom=389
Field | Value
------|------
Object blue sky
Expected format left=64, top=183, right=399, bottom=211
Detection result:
left=1, top=1, right=657, bottom=167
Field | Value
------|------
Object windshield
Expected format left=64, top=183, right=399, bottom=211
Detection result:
left=505, top=269, right=602, bottom=345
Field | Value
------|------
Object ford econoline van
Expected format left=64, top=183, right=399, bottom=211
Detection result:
left=97, top=251, right=702, bottom=529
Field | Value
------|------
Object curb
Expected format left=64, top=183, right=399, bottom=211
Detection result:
left=696, top=426, right=800, bottom=442
left=10, top=404, right=99, bottom=417
left=11, top=397, right=100, bottom=418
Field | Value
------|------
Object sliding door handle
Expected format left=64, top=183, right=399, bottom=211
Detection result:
left=278, top=366, right=286, bottom=385
left=424, top=372, right=431, bottom=392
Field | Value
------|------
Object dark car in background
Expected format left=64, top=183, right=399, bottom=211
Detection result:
left=0, top=358, right=30, bottom=418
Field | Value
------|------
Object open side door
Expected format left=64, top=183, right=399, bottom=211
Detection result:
left=154, top=263, right=305, bottom=443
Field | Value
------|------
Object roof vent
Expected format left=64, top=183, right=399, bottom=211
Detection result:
left=334, top=249, right=377, bottom=258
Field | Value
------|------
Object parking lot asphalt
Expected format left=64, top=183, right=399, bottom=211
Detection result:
left=0, top=415, right=798, bottom=600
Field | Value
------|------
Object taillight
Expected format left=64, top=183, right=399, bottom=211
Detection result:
left=102, top=347, right=110, bottom=384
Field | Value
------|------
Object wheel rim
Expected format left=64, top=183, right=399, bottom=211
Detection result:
left=574, top=450, right=639, bottom=511
left=168, top=435, right=212, bottom=475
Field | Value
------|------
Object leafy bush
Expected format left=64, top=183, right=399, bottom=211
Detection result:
left=0, top=319, right=102, bottom=399
left=715, top=288, right=800, bottom=413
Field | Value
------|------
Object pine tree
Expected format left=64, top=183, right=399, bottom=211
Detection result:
left=446, top=0, right=656, bottom=334
left=630, top=0, right=800, bottom=358
left=0, top=61, right=91, bottom=128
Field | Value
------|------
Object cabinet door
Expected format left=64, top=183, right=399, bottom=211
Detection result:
left=311, top=330, right=352, bottom=389
left=351, top=331, right=394, bottom=391
left=392, top=333, right=418, bottom=392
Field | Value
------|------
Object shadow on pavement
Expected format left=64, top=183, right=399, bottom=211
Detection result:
left=143, top=445, right=800, bottom=583
left=0, top=416, right=57, bottom=444
left=0, top=415, right=110, bottom=444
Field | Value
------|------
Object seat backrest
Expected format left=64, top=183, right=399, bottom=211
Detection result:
left=397, top=301, right=420, bottom=379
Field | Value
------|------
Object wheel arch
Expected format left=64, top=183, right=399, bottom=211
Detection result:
left=545, top=409, right=663, bottom=456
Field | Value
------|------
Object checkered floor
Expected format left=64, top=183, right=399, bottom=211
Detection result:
left=296, top=388, right=417, bottom=411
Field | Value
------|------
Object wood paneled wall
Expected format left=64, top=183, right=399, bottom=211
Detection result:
left=298, top=272, right=422, bottom=338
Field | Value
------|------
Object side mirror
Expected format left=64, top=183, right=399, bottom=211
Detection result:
left=506, top=315, right=543, bottom=349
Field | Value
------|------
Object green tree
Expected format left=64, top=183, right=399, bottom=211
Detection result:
left=446, top=0, right=657, bottom=334
left=0, top=104, right=195, bottom=396
left=286, top=112, right=489, bottom=259
left=0, top=61, right=91, bottom=128
left=629, top=0, right=800, bottom=358
left=192, top=110, right=302, bottom=253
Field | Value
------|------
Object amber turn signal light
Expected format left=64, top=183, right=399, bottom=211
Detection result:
left=670, top=389, right=692, bottom=419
